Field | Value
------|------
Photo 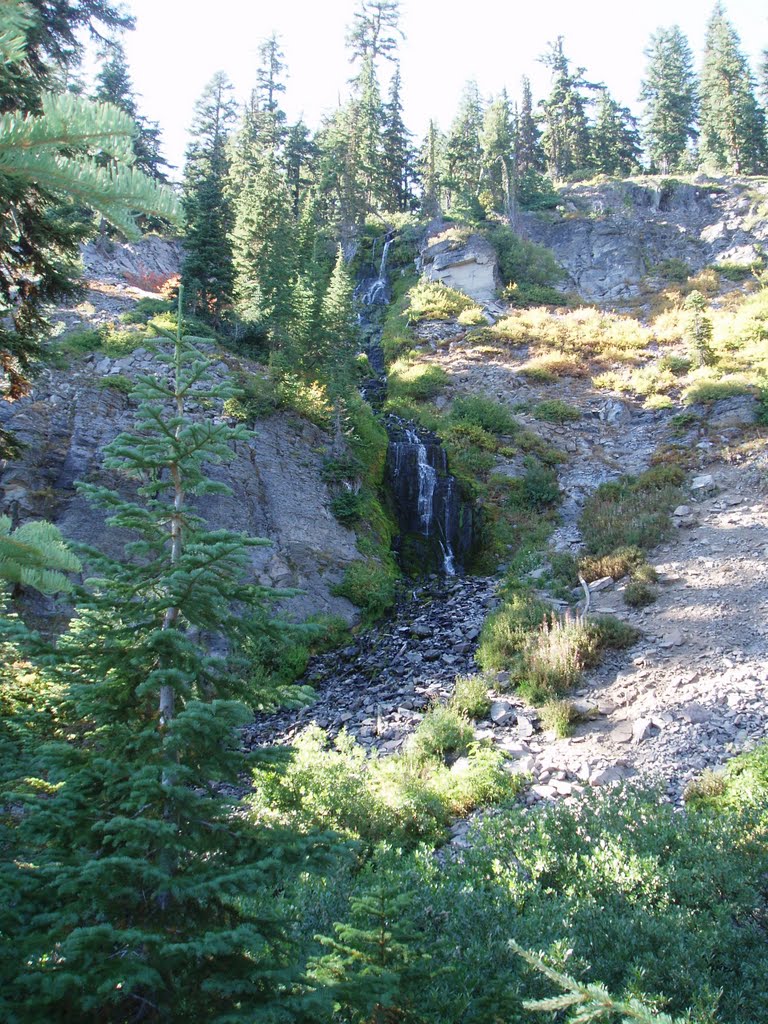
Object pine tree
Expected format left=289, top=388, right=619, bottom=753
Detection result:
left=684, top=290, right=716, bottom=367
left=539, top=37, right=592, bottom=180
left=346, top=0, right=403, bottom=65
left=0, top=0, right=178, bottom=453
left=445, top=79, right=484, bottom=215
left=180, top=72, right=237, bottom=326
left=516, top=76, right=546, bottom=175
left=92, top=38, right=169, bottom=181
left=4, top=295, right=321, bottom=1022
left=284, top=119, right=316, bottom=214
left=231, top=150, right=298, bottom=350
left=318, top=246, right=358, bottom=395
left=480, top=90, right=515, bottom=219
left=417, top=119, right=444, bottom=217
left=699, top=2, right=767, bottom=174
left=310, top=866, right=429, bottom=1024
left=590, top=88, right=642, bottom=176
left=639, top=25, right=698, bottom=174
left=354, top=55, right=386, bottom=209
left=381, top=63, right=414, bottom=211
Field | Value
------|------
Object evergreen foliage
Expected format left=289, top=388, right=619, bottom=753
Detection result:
left=516, top=76, right=546, bottom=175
left=381, top=64, right=414, bottom=211
left=231, top=150, right=298, bottom=348
left=539, top=37, right=593, bottom=180
left=445, top=79, right=484, bottom=213
left=92, top=38, right=169, bottom=181
left=0, top=0, right=178, bottom=453
left=319, top=246, right=359, bottom=393
left=181, top=72, right=238, bottom=326
left=639, top=25, right=698, bottom=174
left=346, top=0, right=403, bottom=65
left=590, top=88, right=642, bottom=176
left=1, top=295, right=324, bottom=1021
left=699, top=2, right=767, bottom=173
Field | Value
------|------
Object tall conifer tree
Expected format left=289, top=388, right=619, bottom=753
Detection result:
left=699, top=2, right=766, bottom=174
left=231, top=151, right=297, bottom=349
left=640, top=25, right=698, bottom=173
left=5, top=298, right=321, bottom=1021
left=381, top=64, right=414, bottom=211
left=92, top=39, right=168, bottom=181
left=181, top=72, right=237, bottom=325
left=590, top=88, right=642, bottom=176
left=516, top=76, right=546, bottom=175
left=445, top=80, right=484, bottom=213
left=539, top=37, right=592, bottom=180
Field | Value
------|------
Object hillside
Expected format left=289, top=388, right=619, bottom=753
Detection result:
left=3, top=176, right=768, bottom=1021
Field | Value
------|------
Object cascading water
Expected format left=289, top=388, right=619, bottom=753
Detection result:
left=356, top=230, right=476, bottom=575
left=385, top=421, right=472, bottom=576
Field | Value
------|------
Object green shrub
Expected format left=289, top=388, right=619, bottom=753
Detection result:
left=94, top=374, right=133, bottom=394
left=623, top=580, right=657, bottom=608
left=405, top=279, right=476, bottom=322
left=522, top=461, right=560, bottom=510
left=388, top=359, right=450, bottom=401
left=714, top=260, right=761, bottom=282
left=653, top=258, right=691, bottom=284
left=579, top=545, right=648, bottom=582
left=476, top=591, right=549, bottom=672
left=321, top=453, right=364, bottom=485
left=685, top=742, right=768, bottom=812
left=250, top=726, right=519, bottom=850
left=55, top=327, right=103, bottom=356
left=330, top=492, right=365, bottom=525
left=333, top=560, right=397, bottom=621
left=539, top=698, right=577, bottom=738
left=451, top=395, right=518, bottom=435
left=587, top=614, right=641, bottom=651
left=486, top=225, right=564, bottom=290
left=443, top=420, right=498, bottom=453
left=532, top=399, right=581, bottom=423
left=516, top=613, right=598, bottom=697
left=682, top=377, right=756, bottom=405
left=580, top=467, right=684, bottom=556
left=450, top=675, right=491, bottom=720
left=503, top=282, right=570, bottom=307
left=457, top=306, right=487, bottom=326
left=409, top=705, right=474, bottom=762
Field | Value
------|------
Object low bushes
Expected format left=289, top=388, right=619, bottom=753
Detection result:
left=250, top=724, right=521, bottom=849
left=580, top=465, right=685, bottom=557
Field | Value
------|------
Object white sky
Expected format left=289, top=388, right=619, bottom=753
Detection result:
left=111, top=0, right=767, bottom=178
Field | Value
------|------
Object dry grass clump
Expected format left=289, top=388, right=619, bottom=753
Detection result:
left=492, top=306, right=650, bottom=364
left=539, top=698, right=579, bottom=738
left=518, top=353, right=588, bottom=382
left=406, top=278, right=476, bottom=322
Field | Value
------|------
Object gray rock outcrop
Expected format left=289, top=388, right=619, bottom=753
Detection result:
left=420, top=232, right=501, bottom=303
left=0, top=348, right=361, bottom=624
left=521, top=177, right=768, bottom=304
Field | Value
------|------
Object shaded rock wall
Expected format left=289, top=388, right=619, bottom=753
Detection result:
left=521, top=177, right=768, bottom=304
left=0, top=348, right=361, bottom=624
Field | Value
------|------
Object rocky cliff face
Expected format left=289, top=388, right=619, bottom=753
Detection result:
left=0, top=346, right=361, bottom=625
left=419, top=231, right=501, bottom=303
left=521, top=176, right=768, bottom=304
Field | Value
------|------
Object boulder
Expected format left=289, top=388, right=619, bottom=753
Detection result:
left=420, top=232, right=501, bottom=304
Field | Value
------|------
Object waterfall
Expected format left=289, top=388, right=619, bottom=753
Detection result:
left=406, top=428, right=437, bottom=534
left=355, top=228, right=475, bottom=574
left=358, top=232, right=394, bottom=306
left=385, top=420, right=470, bottom=575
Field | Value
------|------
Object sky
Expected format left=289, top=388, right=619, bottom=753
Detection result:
left=107, top=0, right=768, bottom=179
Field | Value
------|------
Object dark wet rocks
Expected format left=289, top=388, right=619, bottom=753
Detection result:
left=243, top=576, right=497, bottom=753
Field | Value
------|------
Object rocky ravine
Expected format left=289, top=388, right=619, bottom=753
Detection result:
left=247, top=444, right=768, bottom=814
